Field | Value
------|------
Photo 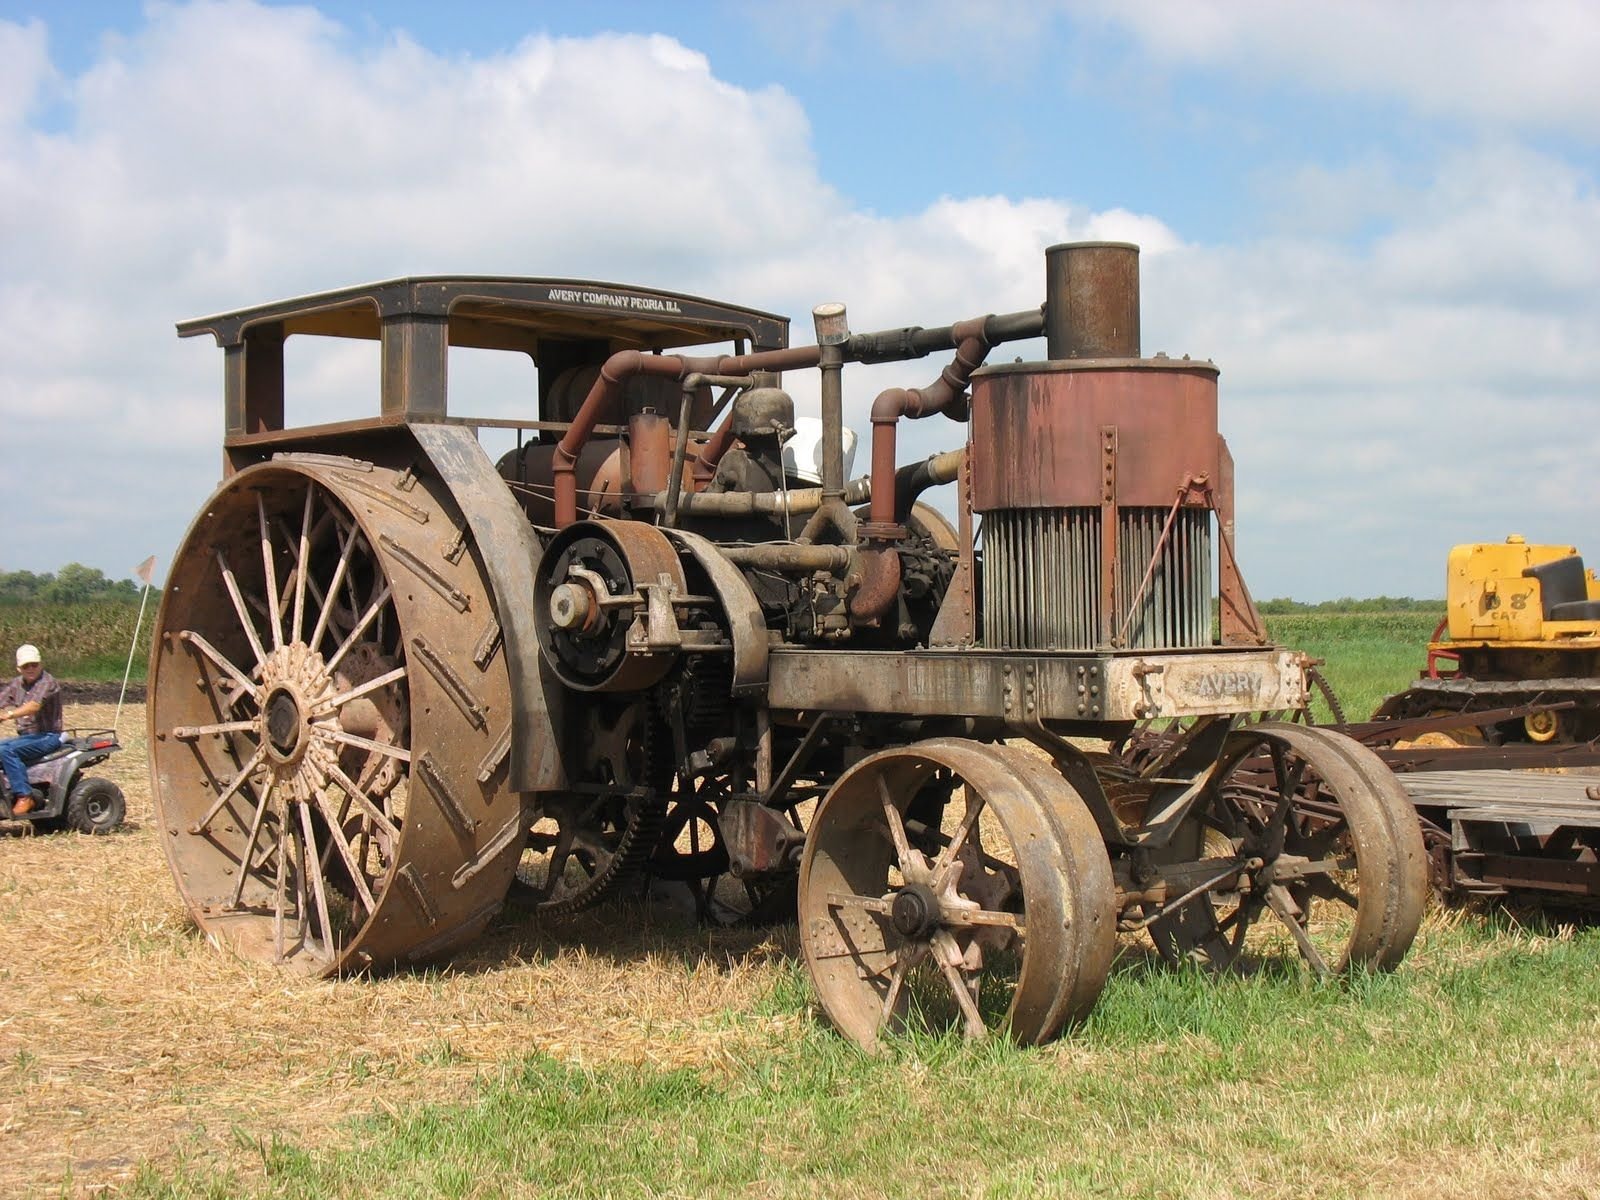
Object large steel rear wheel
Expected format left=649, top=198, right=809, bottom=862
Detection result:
left=150, top=456, right=526, bottom=975
left=799, top=739, right=1115, bottom=1050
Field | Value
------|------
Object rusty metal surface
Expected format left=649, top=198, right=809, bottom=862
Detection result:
left=968, top=361, right=1220, bottom=511
left=797, top=737, right=1114, bottom=1048
left=533, top=519, right=688, bottom=693
left=1044, top=241, right=1140, bottom=360
left=149, top=455, right=525, bottom=975
left=410, top=422, right=565, bottom=792
left=660, top=527, right=770, bottom=698
left=1137, top=723, right=1426, bottom=974
left=767, top=647, right=1305, bottom=721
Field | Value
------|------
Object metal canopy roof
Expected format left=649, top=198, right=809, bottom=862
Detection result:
left=177, top=276, right=791, bottom=353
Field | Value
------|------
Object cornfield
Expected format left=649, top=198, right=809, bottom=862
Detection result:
left=0, top=600, right=156, bottom=681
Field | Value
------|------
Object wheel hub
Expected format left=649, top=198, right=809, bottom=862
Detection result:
left=255, top=647, right=334, bottom=778
left=264, top=687, right=305, bottom=760
left=890, top=882, right=941, bottom=939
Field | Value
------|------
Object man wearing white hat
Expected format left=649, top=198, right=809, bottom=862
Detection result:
left=0, top=644, right=65, bottom=816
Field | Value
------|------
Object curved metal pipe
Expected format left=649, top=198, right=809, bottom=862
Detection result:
left=866, top=316, right=991, bottom=529
left=853, top=319, right=992, bottom=621
left=551, top=308, right=1041, bottom=528
left=554, top=346, right=826, bottom=526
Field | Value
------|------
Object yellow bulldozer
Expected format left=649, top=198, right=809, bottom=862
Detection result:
left=1374, top=535, right=1600, bottom=743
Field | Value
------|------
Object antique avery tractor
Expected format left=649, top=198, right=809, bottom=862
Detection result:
left=151, top=243, right=1425, bottom=1047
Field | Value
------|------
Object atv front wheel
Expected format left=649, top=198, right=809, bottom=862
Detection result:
left=67, top=777, right=126, bottom=834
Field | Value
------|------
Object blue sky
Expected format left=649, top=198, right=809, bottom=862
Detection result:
left=1, top=1, right=1597, bottom=600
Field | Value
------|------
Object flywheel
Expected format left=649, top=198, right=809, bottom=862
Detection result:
left=149, top=455, right=526, bottom=975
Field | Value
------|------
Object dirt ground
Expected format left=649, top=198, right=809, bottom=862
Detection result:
left=0, top=701, right=802, bottom=1197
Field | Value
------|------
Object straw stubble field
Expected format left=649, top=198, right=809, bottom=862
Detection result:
left=0, top=701, right=806, bottom=1196
left=6, top=686, right=1600, bottom=1198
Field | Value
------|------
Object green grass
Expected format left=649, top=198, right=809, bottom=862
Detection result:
left=126, top=916, right=1600, bottom=1199
left=1263, top=610, right=1441, bottom=722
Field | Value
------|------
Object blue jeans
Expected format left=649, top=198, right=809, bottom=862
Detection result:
left=1, top=732, right=63, bottom=798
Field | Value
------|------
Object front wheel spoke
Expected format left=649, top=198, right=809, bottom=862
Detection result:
left=1265, top=884, right=1332, bottom=977
left=298, top=803, right=336, bottom=958
left=311, top=664, right=407, bottom=717
left=826, top=891, right=892, bottom=916
left=215, top=549, right=269, bottom=669
left=939, top=905, right=1023, bottom=934
left=190, top=746, right=267, bottom=834
left=876, top=776, right=928, bottom=878
left=931, top=930, right=987, bottom=1038
left=1269, top=744, right=1308, bottom=809
left=878, top=942, right=926, bottom=1030
left=931, top=794, right=985, bottom=887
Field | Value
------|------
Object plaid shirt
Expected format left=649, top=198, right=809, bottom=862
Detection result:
left=0, top=670, right=63, bottom=735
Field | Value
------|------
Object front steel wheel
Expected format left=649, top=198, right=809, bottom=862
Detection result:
left=799, top=738, right=1115, bottom=1050
left=1149, top=722, right=1426, bottom=976
left=150, top=456, right=526, bottom=975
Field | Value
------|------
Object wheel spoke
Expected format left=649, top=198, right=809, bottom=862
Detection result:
left=313, top=788, right=377, bottom=915
left=291, top=485, right=315, bottom=644
left=931, top=792, right=984, bottom=887
left=178, top=630, right=259, bottom=701
left=877, top=775, right=928, bottom=878
left=826, top=891, right=892, bottom=915
left=1269, top=743, right=1307, bottom=809
left=1265, top=884, right=1332, bottom=977
left=215, top=549, right=268, bottom=669
left=298, top=802, right=336, bottom=960
left=309, top=523, right=361, bottom=653
left=189, top=745, right=267, bottom=835
left=878, top=942, right=926, bottom=1032
left=227, top=773, right=276, bottom=910
left=931, top=929, right=987, bottom=1039
left=311, top=664, right=407, bottom=717
left=319, top=753, right=402, bottom=852
left=325, top=582, right=393, bottom=675
left=315, top=726, right=413, bottom=764
left=172, top=719, right=260, bottom=740
left=272, top=799, right=290, bottom=961
left=257, top=493, right=285, bottom=652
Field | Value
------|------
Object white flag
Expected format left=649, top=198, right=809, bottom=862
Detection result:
left=134, top=555, right=157, bottom=585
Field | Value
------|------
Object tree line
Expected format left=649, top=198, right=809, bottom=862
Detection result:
left=1256, top=596, right=1441, bottom=614
left=0, top=565, right=153, bottom=605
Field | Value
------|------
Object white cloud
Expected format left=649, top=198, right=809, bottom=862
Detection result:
left=0, top=2, right=1144, bottom=581
left=1, top=1, right=1597, bottom=605
left=1142, top=142, right=1600, bottom=599
left=774, top=0, right=1600, bottom=138
left=1097, top=0, right=1600, bottom=136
